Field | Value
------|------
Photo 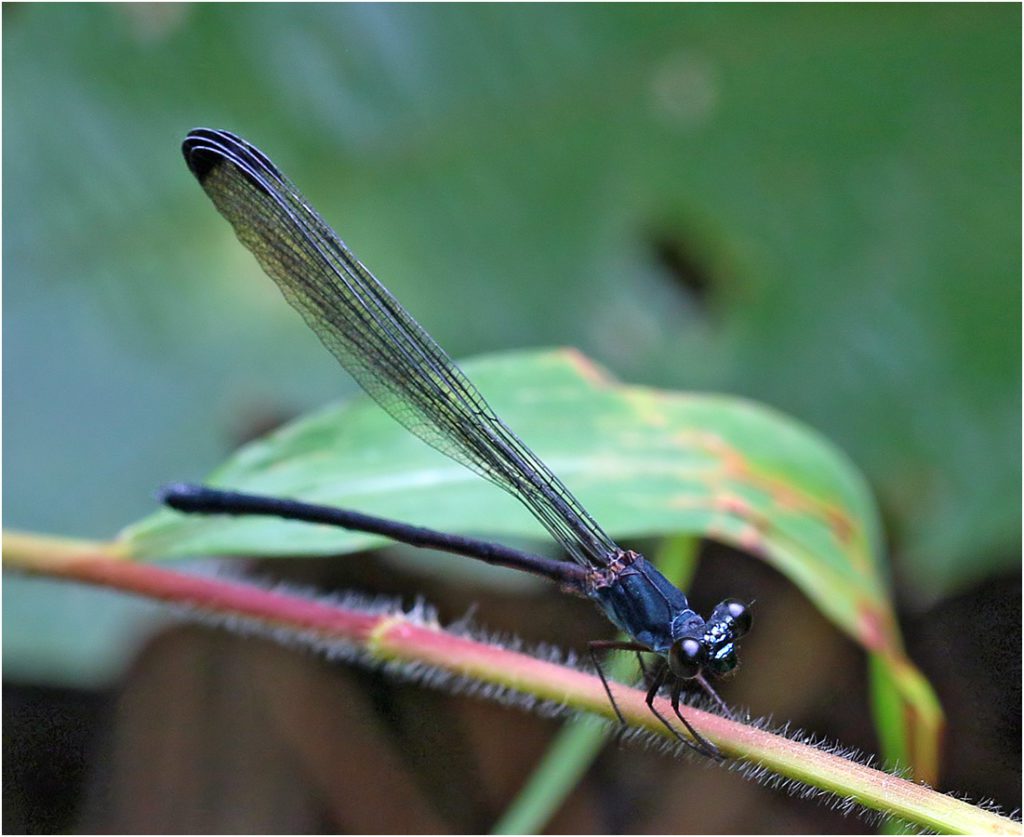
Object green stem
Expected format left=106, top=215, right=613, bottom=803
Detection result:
left=2, top=530, right=1018, bottom=836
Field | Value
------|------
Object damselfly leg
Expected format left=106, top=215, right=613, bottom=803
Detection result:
left=588, top=639, right=723, bottom=760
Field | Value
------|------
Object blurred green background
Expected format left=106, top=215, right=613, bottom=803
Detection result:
left=3, top=3, right=1020, bottom=833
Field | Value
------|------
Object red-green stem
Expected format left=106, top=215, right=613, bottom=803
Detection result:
left=3, top=530, right=1019, bottom=836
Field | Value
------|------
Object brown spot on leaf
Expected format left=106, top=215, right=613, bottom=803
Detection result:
left=559, top=347, right=615, bottom=386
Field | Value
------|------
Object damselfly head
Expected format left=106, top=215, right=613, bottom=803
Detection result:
left=668, top=599, right=752, bottom=680
left=703, top=598, right=752, bottom=677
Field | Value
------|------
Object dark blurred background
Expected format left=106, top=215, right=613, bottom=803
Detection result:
left=3, top=4, right=1020, bottom=833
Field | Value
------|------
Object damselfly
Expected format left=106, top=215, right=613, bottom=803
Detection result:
left=163, top=129, right=752, bottom=759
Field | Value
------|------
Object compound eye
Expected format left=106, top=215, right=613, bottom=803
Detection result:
left=709, top=644, right=740, bottom=675
left=668, top=637, right=706, bottom=679
left=718, top=599, right=752, bottom=638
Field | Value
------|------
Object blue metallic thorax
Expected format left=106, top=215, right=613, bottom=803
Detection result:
left=586, top=552, right=705, bottom=653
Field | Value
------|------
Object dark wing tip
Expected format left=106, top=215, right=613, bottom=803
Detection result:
left=182, top=128, right=284, bottom=185
left=182, top=128, right=228, bottom=182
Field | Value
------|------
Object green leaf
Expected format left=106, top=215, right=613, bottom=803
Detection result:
left=122, top=347, right=943, bottom=782
left=6, top=5, right=1017, bottom=601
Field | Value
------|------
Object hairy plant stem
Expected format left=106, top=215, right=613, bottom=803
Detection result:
left=3, top=530, right=1018, bottom=835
